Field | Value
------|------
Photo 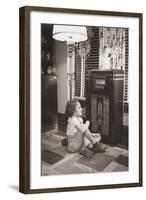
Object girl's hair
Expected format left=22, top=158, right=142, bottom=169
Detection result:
left=65, top=99, right=79, bottom=117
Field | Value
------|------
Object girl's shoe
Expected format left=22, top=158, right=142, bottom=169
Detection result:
left=61, top=138, right=68, bottom=146
left=91, top=142, right=107, bottom=153
left=79, top=148, right=94, bottom=158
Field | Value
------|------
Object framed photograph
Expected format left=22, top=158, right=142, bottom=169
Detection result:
left=19, top=6, right=143, bottom=194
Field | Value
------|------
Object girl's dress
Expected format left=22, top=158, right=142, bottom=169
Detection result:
left=66, top=116, right=101, bottom=153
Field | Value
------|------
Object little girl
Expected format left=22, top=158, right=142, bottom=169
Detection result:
left=63, top=99, right=106, bottom=158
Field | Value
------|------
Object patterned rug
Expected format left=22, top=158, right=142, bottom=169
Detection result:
left=77, top=153, right=115, bottom=171
left=115, top=154, right=128, bottom=167
left=41, top=131, right=129, bottom=175
left=41, top=150, right=64, bottom=165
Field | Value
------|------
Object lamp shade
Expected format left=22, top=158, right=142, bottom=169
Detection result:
left=52, top=25, right=87, bottom=44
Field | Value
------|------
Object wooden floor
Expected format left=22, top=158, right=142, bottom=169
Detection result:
left=41, top=129, right=128, bottom=176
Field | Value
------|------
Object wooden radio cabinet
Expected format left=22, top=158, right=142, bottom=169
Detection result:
left=86, top=69, right=124, bottom=145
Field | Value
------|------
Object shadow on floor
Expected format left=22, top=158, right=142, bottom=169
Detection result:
left=8, top=185, right=19, bottom=192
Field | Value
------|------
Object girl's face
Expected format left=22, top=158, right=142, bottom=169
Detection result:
left=74, top=102, right=82, bottom=117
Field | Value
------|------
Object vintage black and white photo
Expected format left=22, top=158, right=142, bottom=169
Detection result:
left=41, top=24, right=129, bottom=176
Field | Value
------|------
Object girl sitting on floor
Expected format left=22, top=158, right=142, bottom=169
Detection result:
left=62, top=99, right=106, bottom=158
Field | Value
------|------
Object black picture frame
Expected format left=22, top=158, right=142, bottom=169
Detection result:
left=19, top=6, right=143, bottom=194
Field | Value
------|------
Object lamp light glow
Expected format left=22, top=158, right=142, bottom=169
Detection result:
left=52, top=25, right=87, bottom=44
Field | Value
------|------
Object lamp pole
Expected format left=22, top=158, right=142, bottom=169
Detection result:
left=52, top=25, right=88, bottom=101
left=67, top=43, right=75, bottom=101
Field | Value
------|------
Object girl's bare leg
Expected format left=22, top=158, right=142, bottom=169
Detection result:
left=84, top=129, right=107, bottom=153
left=84, top=129, right=96, bottom=145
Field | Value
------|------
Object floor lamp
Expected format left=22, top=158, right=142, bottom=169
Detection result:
left=52, top=25, right=88, bottom=100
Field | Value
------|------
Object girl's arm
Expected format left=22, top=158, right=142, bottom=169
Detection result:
left=75, top=120, right=90, bottom=133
